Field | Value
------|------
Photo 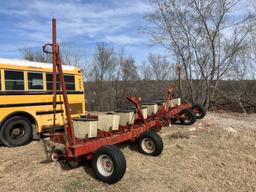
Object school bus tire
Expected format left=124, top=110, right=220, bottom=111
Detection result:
left=0, top=116, right=33, bottom=147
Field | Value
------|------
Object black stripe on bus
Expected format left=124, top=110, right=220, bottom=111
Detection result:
left=36, top=110, right=63, bottom=115
left=0, top=91, right=84, bottom=95
left=0, top=102, right=63, bottom=108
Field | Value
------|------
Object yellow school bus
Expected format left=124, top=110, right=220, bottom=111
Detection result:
left=0, top=58, right=85, bottom=147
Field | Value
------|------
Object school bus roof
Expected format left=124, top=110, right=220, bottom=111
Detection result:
left=0, top=58, right=79, bottom=71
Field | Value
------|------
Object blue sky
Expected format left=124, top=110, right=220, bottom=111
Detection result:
left=0, top=0, right=166, bottom=64
left=0, top=0, right=251, bottom=65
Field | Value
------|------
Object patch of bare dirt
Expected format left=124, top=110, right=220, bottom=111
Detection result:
left=0, top=112, right=255, bottom=192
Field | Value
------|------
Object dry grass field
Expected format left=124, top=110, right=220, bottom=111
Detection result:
left=0, top=112, right=255, bottom=192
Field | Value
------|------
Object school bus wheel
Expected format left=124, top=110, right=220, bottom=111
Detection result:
left=0, top=116, right=33, bottom=147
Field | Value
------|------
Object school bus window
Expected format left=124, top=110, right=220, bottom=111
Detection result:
left=28, top=72, right=44, bottom=90
left=46, top=73, right=75, bottom=91
left=64, top=75, right=75, bottom=90
left=46, top=73, right=60, bottom=90
left=5, top=70, right=24, bottom=90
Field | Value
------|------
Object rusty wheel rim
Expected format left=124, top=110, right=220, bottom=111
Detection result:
left=141, top=138, right=155, bottom=154
left=97, top=155, right=114, bottom=177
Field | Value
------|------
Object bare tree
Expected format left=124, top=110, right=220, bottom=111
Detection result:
left=87, top=43, right=118, bottom=110
left=114, top=50, right=139, bottom=108
left=145, top=0, right=255, bottom=108
left=91, top=43, right=117, bottom=82
left=120, top=55, right=139, bottom=81
left=141, top=53, right=175, bottom=80
left=214, top=50, right=251, bottom=113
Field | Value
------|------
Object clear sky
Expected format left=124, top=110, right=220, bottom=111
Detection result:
left=0, top=0, right=166, bottom=64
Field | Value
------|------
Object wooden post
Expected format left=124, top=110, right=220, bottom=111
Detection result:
left=177, top=64, right=182, bottom=98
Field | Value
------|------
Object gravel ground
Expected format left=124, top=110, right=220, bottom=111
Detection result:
left=0, top=112, right=255, bottom=192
